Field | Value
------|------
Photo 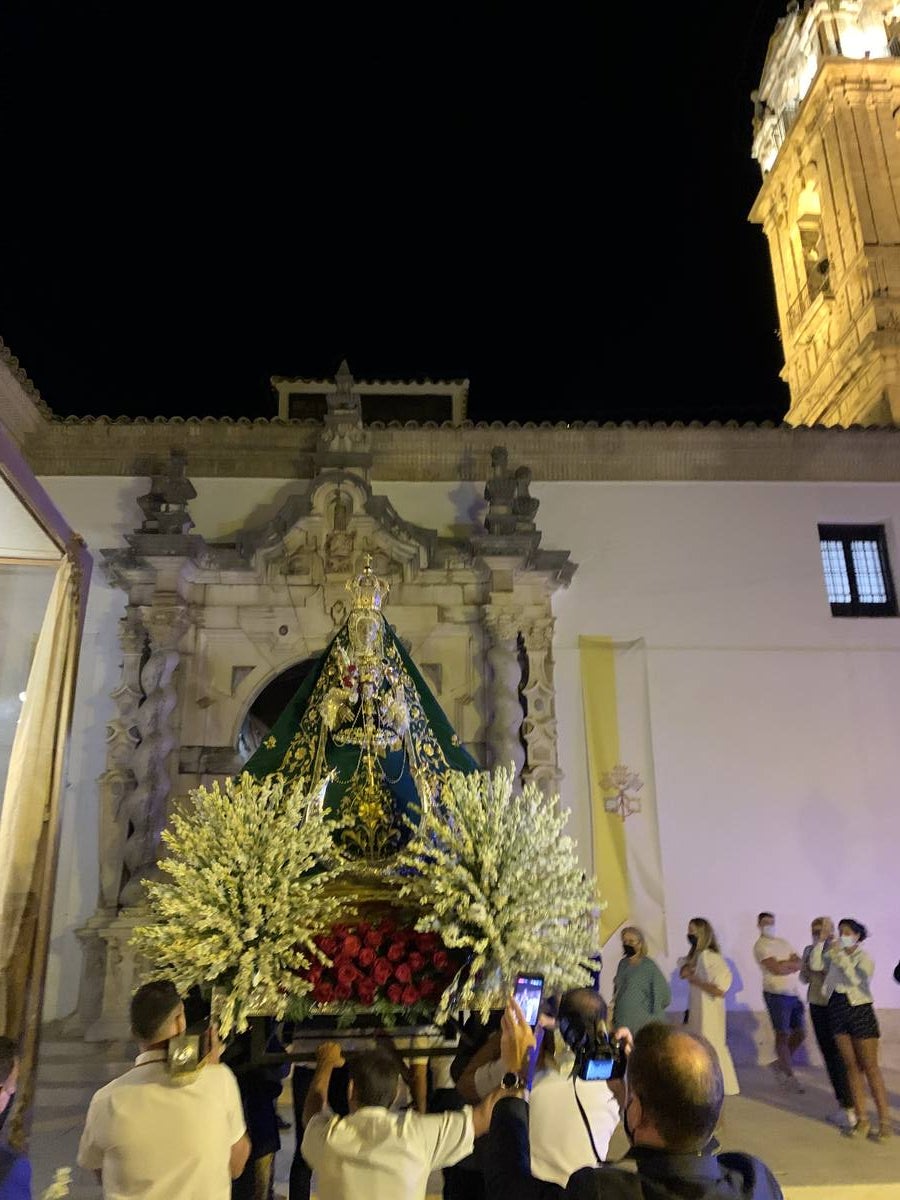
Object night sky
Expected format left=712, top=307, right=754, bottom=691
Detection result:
left=0, top=3, right=792, bottom=426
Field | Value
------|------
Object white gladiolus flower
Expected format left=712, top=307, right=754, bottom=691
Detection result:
left=132, top=772, right=351, bottom=1036
left=397, top=765, right=604, bottom=1019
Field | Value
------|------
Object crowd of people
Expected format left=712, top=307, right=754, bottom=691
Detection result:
left=0, top=914, right=895, bottom=1198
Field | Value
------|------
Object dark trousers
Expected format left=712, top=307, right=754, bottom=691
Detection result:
left=289, top=1063, right=350, bottom=1200
left=810, top=1001, right=853, bottom=1109
left=430, top=1087, right=486, bottom=1200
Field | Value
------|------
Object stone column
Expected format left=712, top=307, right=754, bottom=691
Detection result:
left=98, top=607, right=146, bottom=909
left=483, top=607, right=526, bottom=780
left=520, top=616, right=563, bottom=796
left=67, top=607, right=147, bottom=1035
left=119, top=602, right=188, bottom=906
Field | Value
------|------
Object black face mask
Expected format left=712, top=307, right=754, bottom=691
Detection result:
left=687, top=934, right=698, bottom=948
left=622, top=945, right=637, bottom=958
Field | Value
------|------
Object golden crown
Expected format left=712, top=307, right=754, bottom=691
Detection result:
left=346, top=554, right=390, bottom=611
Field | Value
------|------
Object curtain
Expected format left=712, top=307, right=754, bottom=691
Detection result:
left=0, top=554, right=79, bottom=1033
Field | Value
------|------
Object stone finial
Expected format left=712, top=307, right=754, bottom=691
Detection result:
left=330, top=360, right=361, bottom=414
left=135, top=451, right=196, bottom=536
left=513, top=465, right=539, bottom=531
left=483, top=445, right=518, bottom=536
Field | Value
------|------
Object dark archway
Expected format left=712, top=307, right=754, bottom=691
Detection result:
left=236, top=656, right=319, bottom=763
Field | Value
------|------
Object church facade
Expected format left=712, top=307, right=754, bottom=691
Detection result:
left=1, top=0, right=899, bottom=1065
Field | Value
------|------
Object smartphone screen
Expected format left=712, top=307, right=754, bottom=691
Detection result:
left=513, top=973, right=545, bottom=1028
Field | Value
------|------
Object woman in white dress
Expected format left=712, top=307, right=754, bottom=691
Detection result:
left=679, top=917, right=740, bottom=1095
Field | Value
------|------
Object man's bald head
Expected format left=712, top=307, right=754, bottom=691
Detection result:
left=627, top=1023, right=724, bottom=1152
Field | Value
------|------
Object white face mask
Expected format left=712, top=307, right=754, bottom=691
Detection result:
left=840, top=934, right=857, bottom=949
left=761, top=925, right=775, bottom=938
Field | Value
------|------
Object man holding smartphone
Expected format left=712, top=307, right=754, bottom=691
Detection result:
left=487, top=1000, right=784, bottom=1199
left=457, top=989, right=621, bottom=1186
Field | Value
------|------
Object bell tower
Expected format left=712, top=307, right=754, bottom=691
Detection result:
left=749, top=1, right=900, bottom=426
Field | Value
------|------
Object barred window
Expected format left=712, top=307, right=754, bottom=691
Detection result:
left=818, top=524, right=897, bottom=617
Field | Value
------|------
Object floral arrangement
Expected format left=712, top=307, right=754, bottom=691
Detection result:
left=129, top=764, right=603, bottom=1034
left=288, top=916, right=467, bottom=1027
left=131, top=772, right=352, bottom=1036
left=397, top=764, right=604, bottom=1019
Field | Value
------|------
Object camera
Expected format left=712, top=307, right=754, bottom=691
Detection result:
left=167, top=1022, right=212, bottom=1077
left=559, top=1012, right=627, bottom=1082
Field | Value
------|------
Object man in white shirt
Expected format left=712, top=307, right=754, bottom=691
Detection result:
left=300, top=1040, right=498, bottom=1200
left=77, top=979, right=250, bottom=1199
left=753, top=911, right=805, bottom=1093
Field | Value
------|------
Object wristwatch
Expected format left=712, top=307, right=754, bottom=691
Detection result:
left=500, top=1071, right=525, bottom=1090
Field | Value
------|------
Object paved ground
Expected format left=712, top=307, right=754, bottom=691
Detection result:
left=27, top=1043, right=900, bottom=1198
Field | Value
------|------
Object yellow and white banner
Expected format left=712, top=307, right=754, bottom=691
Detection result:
left=579, top=636, right=666, bottom=955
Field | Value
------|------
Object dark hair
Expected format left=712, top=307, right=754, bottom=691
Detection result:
left=757, top=912, right=774, bottom=924
left=628, top=1023, right=724, bottom=1153
left=687, top=918, right=720, bottom=955
left=0, top=1037, right=17, bottom=1088
left=130, top=980, right=182, bottom=1042
left=557, top=987, right=609, bottom=1053
left=347, top=1048, right=400, bottom=1108
left=838, top=918, right=868, bottom=942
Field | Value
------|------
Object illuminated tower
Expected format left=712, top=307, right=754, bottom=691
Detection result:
left=749, top=1, right=900, bottom=426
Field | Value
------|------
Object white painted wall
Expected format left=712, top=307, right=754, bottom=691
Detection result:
left=38, top=475, right=900, bottom=1044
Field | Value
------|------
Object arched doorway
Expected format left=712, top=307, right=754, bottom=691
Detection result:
left=236, top=657, right=319, bottom=763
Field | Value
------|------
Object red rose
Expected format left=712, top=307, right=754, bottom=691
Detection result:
left=332, top=923, right=349, bottom=938
left=380, top=917, right=397, bottom=935
left=401, top=984, right=420, bottom=1007
left=341, top=934, right=362, bottom=958
left=336, top=962, right=359, bottom=988
left=318, top=936, right=339, bottom=959
left=407, top=951, right=425, bottom=973
left=417, top=932, right=439, bottom=952
left=433, top=950, right=450, bottom=971
left=418, top=977, right=438, bottom=998
left=357, top=946, right=376, bottom=969
left=364, top=930, right=383, bottom=949
left=307, top=965, right=323, bottom=984
left=387, top=941, right=405, bottom=963
left=313, top=981, right=335, bottom=1003
left=386, top=983, right=404, bottom=1005
left=335, top=982, right=352, bottom=1001
left=356, top=920, right=371, bottom=936
left=332, top=953, right=356, bottom=973
left=394, top=962, right=412, bottom=984
left=373, top=957, right=393, bottom=986
left=356, top=978, right=377, bottom=1006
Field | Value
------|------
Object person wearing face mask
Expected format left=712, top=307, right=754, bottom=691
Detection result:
left=809, top=918, right=892, bottom=1141
left=486, top=1001, right=784, bottom=1198
left=611, top=927, right=671, bottom=1037
left=678, top=918, right=740, bottom=1096
left=800, top=917, right=855, bottom=1130
left=753, top=912, right=805, bottom=1094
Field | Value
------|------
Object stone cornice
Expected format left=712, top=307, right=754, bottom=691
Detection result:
left=750, top=57, right=900, bottom=224
left=21, top=418, right=900, bottom=482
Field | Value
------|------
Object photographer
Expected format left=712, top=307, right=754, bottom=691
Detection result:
left=78, top=980, right=250, bottom=1198
left=459, top=990, right=619, bottom=1184
left=487, top=999, right=784, bottom=1199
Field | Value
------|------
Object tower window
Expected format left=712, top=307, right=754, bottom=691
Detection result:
left=818, top=524, right=897, bottom=617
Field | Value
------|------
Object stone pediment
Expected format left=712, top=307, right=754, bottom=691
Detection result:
left=234, top=470, right=455, bottom=586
